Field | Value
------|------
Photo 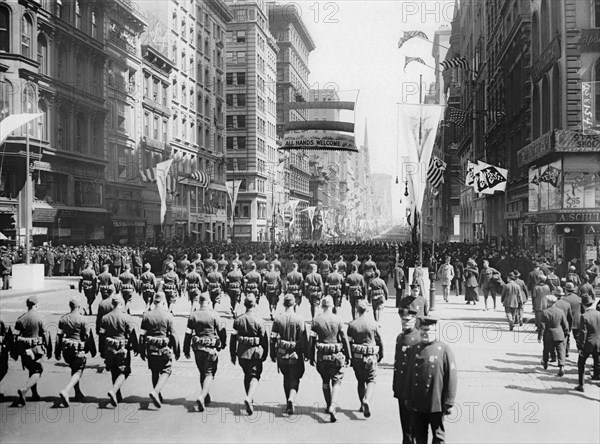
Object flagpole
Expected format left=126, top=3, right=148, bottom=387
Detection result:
left=25, top=130, right=31, bottom=264
left=418, top=75, right=423, bottom=266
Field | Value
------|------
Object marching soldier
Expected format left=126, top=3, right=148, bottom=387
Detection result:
left=351, top=255, right=361, bottom=275
left=393, top=309, right=421, bottom=444
left=79, top=261, right=98, bottom=315
left=335, top=255, right=348, bottom=279
left=206, top=264, right=225, bottom=310
left=243, top=254, right=256, bottom=275
left=230, top=253, right=243, bottom=273
left=257, top=253, right=269, bottom=277
left=404, top=317, right=458, bottom=444
left=140, top=263, right=158, bottom=312
left=56, top=298, right=90, bottom=406
left=226, top=262, right=244, bottom=317
left=285, top=263, right=304, bottom=309
left=217, top=254, right=229, bottom=274
left=368, top=270, right=389, bottom=322
left=345, top=264, right=367, bottom=320
left=305, top=263, right=325, bottom=320
left=347, top=299, right=384, bottom=418
left=230, top=295, right=269, bottom=415
left=184, top=292, right=227, bottom=411
left=185, top=262, right=205, bottom=314
left=99, top=295, right=136, bottom=406
left=325, top=263, right=345, bottom=314
left=14, top=296, right=48, bottom=405
left=310, top=296, right=351, bottom=422
left=270, top=294, right=308, bottom=415
left=97, top=264, right=116, bottom=300
left=362, top=255, right=378, bottom=288
left=162, top=262, right=181, bottom=314
left=263, top=263, right=282, bottom=320
left=140, top=292, right=179, bottom=408
left=118, top=264, right=137, bottom=315
left=96, top=285, right=116, bottom=366
left=243, top=263, right=262, bottom=301
left=272, top=253, right=284, bottom=276
left=203, top=252, right=217, bottom=275
left=319, top=253, right=332, bottom=283
left=0, top=320, right=9, bottom=399
left=176, top=254, right=191, bottom=284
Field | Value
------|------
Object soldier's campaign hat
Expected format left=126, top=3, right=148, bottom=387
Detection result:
left=26, top=295, right=39, bottom=306
left=321, top=295, right=334, bottom=308
left=283, top=294, right=296, bottom=307
left=69, top=297, right=80, bottom=308
left=153, top=292, right=165, bottom=304
left=399, top=308, right=418, bottom=319
left=565, top=282, right=576, bottom=291
left=546, top=295, right=557, bottom=304
left=554, top=287, right=565, bottom=296
left=581, top=294, right=595, bottom=307
left=418, top=316, right=438, bottom=327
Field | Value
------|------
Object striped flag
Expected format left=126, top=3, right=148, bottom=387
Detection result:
left=190, top=170, right=210, bottom=188
left=440, top=57, right=470, bottom=71
left=447, top=107, right=469, bottom=127
left=139, top=167, right=157, bottom=184
left=486, top=110, right=506, bottom=123
left=404, top=56, right=427, bottom=72
left=398, top=30, right=428, bottom=49
left=427, top=156, right=447, bottom=189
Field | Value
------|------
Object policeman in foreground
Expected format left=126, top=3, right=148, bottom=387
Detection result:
left=184, top=292, right=227, bottom=411
left=270, top=294, right=308, bottom=415
left=310, top=295, right=351, bottom=422
left=404, top=316, right=457, bottom=444
left=140, top=292, right=179, bottom=408
left=347, top=299, right=383, bottom=418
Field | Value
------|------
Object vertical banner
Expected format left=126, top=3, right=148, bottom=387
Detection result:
left=581, top=82, right=599, bottom=135
left=466, top=161, right=479, bottom=189
left=156, top=159, right=173, bottom=226
left=528, top=167, right=539, bottom=212
left=288, top=199, right=300, bottom=228
left=543, top=160, right=563, bottom=210
left=539, top=167, right=549, bottom=211
left=226, top=180, right=242, bottom=228
left=312, top=207, right=324, bottom=241
left=305, top=206, right=316, bottom=235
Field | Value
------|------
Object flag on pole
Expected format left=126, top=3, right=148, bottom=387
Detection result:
left=190, top=170, right=210, bottom=188
left=404, top=56, right=427, bottom=72
left=440, top=57, right=470, bottom=71
left=398, top=30, right=428, bottom=49
left=447, top=107, right=469, bottom=127
left=156, top=159, right=173, bottom=225
left=427, top=155, right=447, bottom=189
left=288, top=199, right=300, bottom=228
left=486, top=110, right=506, bottom=123
left=0, top=113, right=44, bottom=144
left=139, top=167, right=157, bottom=184
left=465, top=161, right=479, bottom=188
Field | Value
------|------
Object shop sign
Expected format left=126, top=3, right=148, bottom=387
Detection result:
left=113, top=221, right=146, bottom=227
left=281, top=131, right=357, bottom=153
left=33, top=208, right=57, bottom=222
left=585, top=224, right=600, bottom=234
left=517, top=130, right=554, bottom=167
left=555, top=130, right=600, bottom=152
left=59, top=210, right=79, bottom=218
left=557, top=212, right=600, bottom=223
left=505, top=211, right=522, bottom=220
left=580, top=28, right=600, bottom=53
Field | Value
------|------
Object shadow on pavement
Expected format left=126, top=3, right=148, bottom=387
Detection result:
left=485, top=365, right=538, bottom=374
left=505, top=384, right=600, bottom=402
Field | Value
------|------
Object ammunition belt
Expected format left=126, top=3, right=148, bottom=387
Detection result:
left=276, top=339, right=296, bottom=351
left=238, top=336, right=260, bottom=346
left=62, top=339, right=85, bottom=352
left=146, top=336, right=169, bottom=347
left=316, top=342, right=342, bottom=354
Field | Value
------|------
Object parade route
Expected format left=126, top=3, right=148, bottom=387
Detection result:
left=1, top=284, right=599, bottom=443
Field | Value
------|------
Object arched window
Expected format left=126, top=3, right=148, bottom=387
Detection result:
left=76, top=112, right=85, bottom=153
left=531, top=13, right=539, bottom=61
left=91, top=9, right=98, bottom=39
left=21, top=14, right=33, bottom=58
left=38, top=99, right=48, bottom=140
left=75, top=0, right=82, bottom=29
left=540, top=0, right=549, bottom=50
left=57, top=44, right=67, bottom=79
left=0, top=5, right=9, bottom=52
left=21, top=83, right=36, bottom=134
left=533, top=84, right=541, bottom=139
left=541, top=75, right=551, bottom=134
left=55, top=0, right=64, bottom=19
left=0, top=79, right=13, bottom=120
left=552, top=65, right=561, bottom=129
left=57, top=107, right=68, bottom=149
left=37, top=34, right=48, bottom=74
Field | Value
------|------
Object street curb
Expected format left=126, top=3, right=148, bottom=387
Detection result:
left=0, top=284, right=76, bottom=300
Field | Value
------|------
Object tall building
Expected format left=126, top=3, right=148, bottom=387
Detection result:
left=268, top=2, right=315, bottom=240
left=354, top=122, right=372, bottom=235
left=225, top=0, right=279, bottom=242
left=370, top=173, right=393, bottom=221
left=1, top=0, right=109, bottom=243
left=139, top=0, right=232, bottom=242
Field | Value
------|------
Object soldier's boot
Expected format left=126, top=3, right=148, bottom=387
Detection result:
left=329, top=383, right=342, bottom=423
left=60, top=370, right=83, bottom=406
left=287, top=380, right=299, bottom=415
left=322, top=383, right=332, bottom=414
left=73, top=381, right=85, bottom=400
left=197, top=375, right=214, bottom=412
left=363, top=382, right=375, bottom=418
left=150, top=373, right=170, bottom=408
left=108, top=374, right=126, bottom=407
left=557, top=366, right=565, bottom=377
left=244, top=377, right=259, bottom=415
left=17, top=374, right=41, bottom=405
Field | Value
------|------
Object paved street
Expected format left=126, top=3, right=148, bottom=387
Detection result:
left=1, top=282, right=599, bottom=443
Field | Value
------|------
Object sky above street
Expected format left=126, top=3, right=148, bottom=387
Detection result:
left=298, top=0, right=456, bottom=218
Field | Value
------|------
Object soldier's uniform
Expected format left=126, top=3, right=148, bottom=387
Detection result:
left=285, top=268, right=304, bottom=307
left=140, top=268, right=158, bottom=309
left=271, top=256, right=284, bottom=276
left=79, top=266, right=98, bottom=314
left=185, top=267, right=205, bottom=306
left=57, top=309, right=88, bottom=374
left=118, top=267, right=137, bottom=310
left=270, top=297, right=307, bottom=414
left=230, top=255, right=243, bottom=274
left=393, top=310, right=422, bottom=444
left=217, top=256, right=229, bottom=274
left=325, top=268, right=345, bottom=313
left=203, top=255, right=218, bottom=275
left=97, top=269, right=115, bottom=299
left=140, top=294, right=178, bottom=408
left=345, top=270, right=367, bottom=320
left=257, top=255, right=269, bottom=277
left=162, top=269, right=181, bottom=311
left=347, top=305, right=384, bottom=417
left=226, top=266, right=244, bottom=316
left=362, top=257, right=378, bottom=288
left=206, top=269, right=225, bottom=308
left=177, top=256, right=191, bottom=282
left=404, top=319, right=458, bottom=444
left=335, top=257, right=348, bottom=279
left=319, top=256, right=332, bottom=283
left=244, top=268, right=262, bottom=299
left=263, top=268, right=282, bottom=317
left=184, top=297, right=227, bottom=410
left=305, top=268, right=324, bottom=318
left=369, top=274, right=389, bottom=321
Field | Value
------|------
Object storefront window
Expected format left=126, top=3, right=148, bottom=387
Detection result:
left=34, top=171, right=68, bottom=204
left=75, top=180, right=102, bottom=206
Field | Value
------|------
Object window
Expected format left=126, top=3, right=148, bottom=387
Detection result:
left=56, top=0, right=64, bottom=19
left=236, top=51, right=246, bottom=64
left=144, top=112, right=149, bottom=137
left=57, top=108, right=67, bottom=148
left=163, top=118, right=168, bottom=142
left=37, top=34, right=48, bottom=74
left=226, top=73, right=233, bottom=85
left=237, top=136, right=246, bottom=150
left=226, top=115, right=234, bottom=128
left=58, top=44, right=67, bottom=79
left=75, top=113, right=85, bottom=153
left=226, top=137, right=234, bottom=150
left=0, top=80, right=12, bottom=121
left=237, top=94, right=246, bottom=107
left=236, top=9, right=247, bottom=22
left=0, top=6, right=9, bottom=52
left=35, top=172, right=68, bottom=204
left=75, top=0, right=82, bottom=29
left=237, top=115, right=246, bottom=128
left=21, top=14, right=32, bottom=58
left=75, top=180, right=102, bottom=206
left=595, top=0, right=600, bottom=27
left=91, top=9, right=97, bottom=39
left=236, top=30, right=246, bottom=43
left=38, top=100, right=48, bottom=140
left=21, top=83, right=35, bottom=135
left=237, top=72, right=245, bottom=85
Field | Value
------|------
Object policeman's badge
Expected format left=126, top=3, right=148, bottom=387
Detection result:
left=401, top=346, right=408, bottom=352
left=429, top=356, right=435, bottom=363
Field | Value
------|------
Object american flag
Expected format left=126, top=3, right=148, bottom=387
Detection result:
left=404, top=56, right=427, bottom=72
left=440, top=57, right=470, bottom=71
left=427, top=156, right=447, bottom=189
left=139, top=167, right=157, bottom=184
left=190, top=169, right=211, bottom=188
left=398, top=30, right=428, bottom=49
left=486, top=110, right=506, bottom=123
left=447, top=107, right=470, bottom=127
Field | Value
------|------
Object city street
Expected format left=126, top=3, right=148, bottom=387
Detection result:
left=1, top=282, right=598, bottom=443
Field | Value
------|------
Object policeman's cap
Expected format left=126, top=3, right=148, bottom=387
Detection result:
left=283, top=294, right=296, bottom=307
left=153, top=292, right=165, bottom=304
left=418, top=316, right=438, bottom=327
left=399, top=308, right=417, bottom=319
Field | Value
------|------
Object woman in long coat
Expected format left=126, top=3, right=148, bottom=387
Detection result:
left=464, top=259, right=480, bottom=304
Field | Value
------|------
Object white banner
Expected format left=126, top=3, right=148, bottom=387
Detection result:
left=476, top=161, right=508, bottom=194
left=0, top=113, right=44, bottom=144
left=226, top=180, right=242, bottom=229
left=156, top=159, right=173, bottom=225
left=466, top=161, right=479, bottom=189
left=281, top=131, right=357, bottom=152
left=305, top=206, right=316, bottom=233
left=288, top=199, right=300, bottom=227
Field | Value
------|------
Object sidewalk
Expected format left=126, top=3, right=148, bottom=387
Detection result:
left=0, top=276, right=78, bottom=299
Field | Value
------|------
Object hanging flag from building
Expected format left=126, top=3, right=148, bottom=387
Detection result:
left=226, top=180, right=242, bottom=229
left=465, top=161, right=479, bottom=188
left=475, top=161, right=508, bottom=194
left=529, top=167, right=540, bottom=212
left=427, top=156, right=447, bottom=189
left=0, top=113, right=45, bottom=144
left=156, top=159, right=173, bottom=225
left=485, top=110, right=506, bottom=123
left=302, top=206, right=317, bottom=234
left=190, top=170, right=210, bottom=188
left=440, top=57, right=470, bottom=71
left=398, top=30, right=428, bottom=49
left=447, top=107, right=469, bottom=127
left=404, top=56, right=427, bottom=72
left=288, top=199, right=300, bottom=228
left=139, top=167, right=157, bottom=184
